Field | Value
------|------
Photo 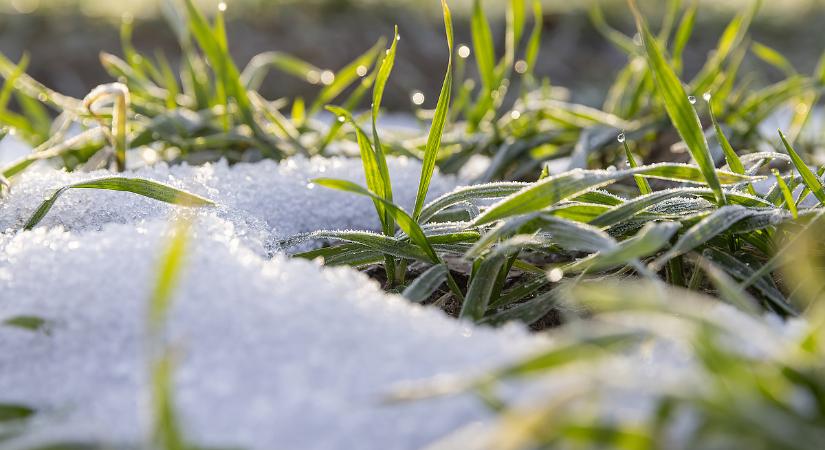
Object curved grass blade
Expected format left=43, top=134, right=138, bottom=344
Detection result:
left=481, top=288, right=558, bottom=327
left=413, top=0, right=454, bottom=220
left=473, top=164, right=759, bottom=226
left=650, top=205, right=754, bottom=270
left=24, top=178, right=214, bottom=230
left=772, top=169, right=798, bottom=219
left=288, top=230, right=429, bottom=262
left=566, top=222, right=681, bottom=274
left=461, top=252, right=509, bottom=321
left=779, top=129, right=825, bottom=206
left=370, top=29, right=398, bottom=234
left=312, top=178, right=439, bottom=263
left=630, top=0, right=725, bottom=205
left=420, top=182, right=527, bottom=224
left=0, top=403, right=34, bottom=422
left=707, top=94, right=756, bottom=196
left=403, top=264, right=448, bottom=303
left=622, top=138, right=652, bottom=195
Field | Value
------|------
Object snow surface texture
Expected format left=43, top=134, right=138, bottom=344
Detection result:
left=0, top=155, right=458, bottom=254
left=0, top=218, right=544, bottom=450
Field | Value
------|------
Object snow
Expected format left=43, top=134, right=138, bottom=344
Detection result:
left=0, top=139, right=805, bottom=449
left=0, top=156, right=459, bottom=254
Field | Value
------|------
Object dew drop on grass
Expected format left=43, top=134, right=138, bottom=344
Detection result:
left=514, top=60, right=528, bottom=74
left=548, top=268, right=564, bottom=282
left=396, top=34, right=401, bottom=41
left=510, top=110, right=521, bottom=120
left=320, top=70, right=335, bottom=86
left=703, top=92, right=712, bottom=102
left=306, top=182, right=316, bottom=190
left=37, top=93, right=47, bottom=102
left=356, top=65, right=368, bottom=77
left=457, top=45, right=471, bottom=59
left=617, top=132, right=626, bottom=143
left=337, top=116, right=346, bottom=123
left=218, top=2, right=227, bottom=12
left=410, top=91, right=425, bottom=106
left=688, top=95, right=697, bottom=105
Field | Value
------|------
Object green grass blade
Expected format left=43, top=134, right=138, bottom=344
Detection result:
left=403, top=264, right=449, bottom=303
left=779, top=129, right=825, bottom=206
left=706, top=94, right=756, bottom=196
left=473, top=164, right=758, bottom=226
left=622, top=138, right=652, bottom=195
left=650, top=205, right=754, bottom=270
left=471, top=0, right=496, bottom=92
left=3, top=315, right=48, bottom=332
left=461, top=253, right=508, bottom=321
left=566, top=222, right=681, bottom=274
left=24, top=178, right=214, bottom=230
left=630, top=0, right=725, bottom=205
left=413, top=0, right=454, bottom=220
left=772, top=169, right=798, bottom=219
left=371, top=29, right=398, bottom=234
left=312, top=178, right=440, bottom=264
left=481, top=289, right=558, bottom=327
left=288, top=230, right=430, bottom=262
left=0, top=403, right=35, bottom=422
left=523, top=0, right=543, bottom=83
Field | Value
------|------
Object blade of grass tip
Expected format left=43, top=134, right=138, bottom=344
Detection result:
left=620, top=133, right=652, bottom=195
left=24, top=178, right=214, bottom=230
left=371, top=28, right=399, bottom=235
left=706, top=92, right=756, bottom=196
left=83, top=83, right=130, bottom=172
left=522, top=0, right=543, bottom=84
left=779, top=129, right=825, bottom=205
left=671, top=0, right=696, bottom=73
left=629, top=0, right=725, bottom=205
left=471, top=0, right=496, bottom=93
left=412, top=0, right=453, bottom=221
left=772, top=169, right=798, bottom=219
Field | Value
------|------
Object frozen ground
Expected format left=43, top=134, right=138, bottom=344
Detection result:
left=0, top=137, right=805, bottom=449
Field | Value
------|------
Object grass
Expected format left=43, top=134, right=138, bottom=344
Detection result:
left=2, top=0, right=825, bottom=448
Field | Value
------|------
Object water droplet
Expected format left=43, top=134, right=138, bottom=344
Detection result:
left=356, top=65, right=368, bottom=77
left=510, top=110, right=521, bottom=120
left=37, top=93, right=47, bottom=102
left=457, top=45, right=471, bottom=59
left=410, top=91, right=425, bottom=106
left=703, top=92, right=712, bottom=102
left=514, top=60, right=528, bottom=74
left=396, top=34, right=401, bottom=41
left=633, top=33, right=643, bottom=46
left=337, top=115, right=346, bottom=123
left=306, top=182, right=316, bottom=190
left=617, top=132, right=626, bottom=143
left=320, top=70, right=335, bottom=86
left=218, top=2, right=227, bottom=12
left=8, top=128, right=16, bottom=136
left=688, top=95, right=696, bottom=104
left=306, top=71, right=321, bottom=85
left=548, top=268, right=564, bottom=282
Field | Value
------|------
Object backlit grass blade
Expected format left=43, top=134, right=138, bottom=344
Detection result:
left=3, top=315, right=48, bottom=332
left=622, top=138, right=652, bottom=195
left=312, top=178, right=440, bottom=264
left=370, top=28, right=398, bottom=234
left=703, top=248, right=795, bottom=315
left=471, top=0, right=496, bottom=92
left=402, top=264, right=448, bottom=303
left=566, top=222, right=681, bottom=274
left=523, top=0, right=543, bottom=83
left=24, top=178, right=214, bottom=230
left=311, top=39, right=384, bottom=115
left=473, top=164, right=758, bottom=226
left=420, top=182, right=528, bottom=224
left=706, top=94, right=756, bottom=196
left=240, top=52, right=323, bottom=90
left=413, top=0, right=454, bottom=221
left=630, top=0, right=725, bottom=205
left=772, top=169, right=798, bottom=219
left=779, top=129, right=825, bottom=206
left=650, top=205, right=754, bottom=270
left=326, top=106, right=389, bottom=229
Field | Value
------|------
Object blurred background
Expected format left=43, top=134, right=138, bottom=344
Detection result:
left=1, top=0, right=824, bottom=110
